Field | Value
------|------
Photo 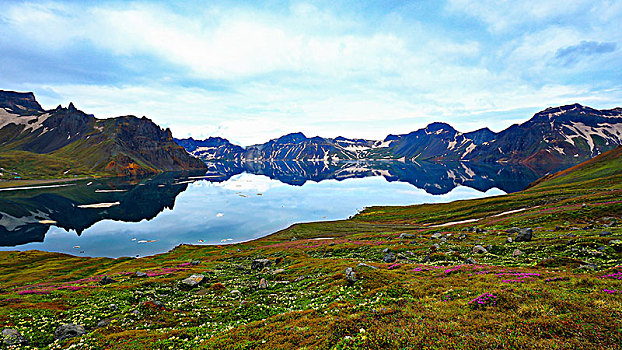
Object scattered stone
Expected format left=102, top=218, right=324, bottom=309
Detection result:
left=430, top=243, right=439, bottom=252
left=609, top=240, right=622, bottom=245
left=383, top=252, right=397, bottom=263
left=382, top=248, right=391, bottom=254
left=440, top=237, right=447, bottom=243
left=294, top=275, right=308, bottom=282
left=506, top=237, right=513, bottom=243
left=358, top=263, right=378, bottom=269
left=345, top=267, right=357, bottom=285
left=54, top=324, right=86, bottom=341
left=108, top=303, right=118, bottom=311
left=600, top=231, right=613, bottom=237
left=251, top=259, right=272, bottom=270
left=597, top=246, right=607, bottom=252
left=410, top=240, right=417, bottom=244
left=515, top=228, right=533, bottom=242
left=512, top=249, right=523, bottom=257
left=134, top=271, right=148, bottom=278
left=272, top=269, right=285, bottom=275
left=2, top=328, right=28, bottom=346
left=258, top=278, right=268, bottom=289
left=99, top=276, right=117, bottom=285
left=180, top=274, right=205, bottom=289
left=291, top=237, right=297, bottom=241
left=579, top=263, right=599, bottom=270
left=190, top=260, right=202, bottom=266
left=230, top=289, right=241, bottom=295
left=472, top=245, right=488, bottom=254
left=275, top=257, right=284, bottom=265
left=506, top=227, right=521, bottom=234
left=486, top=244, right=493, bottom=251
left=458, top=233, right=467, bottom=240
left=404, top=250, right=415, bottom=256
left=464, top=258, right=477, bottom=264
left=95, top=318, right=117, bottom=329
left=400, top=233, right=417, bottom=239
left=431, top=232, right=443, bottom=239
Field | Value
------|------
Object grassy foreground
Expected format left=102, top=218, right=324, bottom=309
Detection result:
left=1, top=148, right=622, bottom=349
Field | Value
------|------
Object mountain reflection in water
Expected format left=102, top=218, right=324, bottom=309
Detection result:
left=0, top=161, right=559, bottom=256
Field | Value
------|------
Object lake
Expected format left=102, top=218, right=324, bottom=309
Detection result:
left=0, top=160, right=556, bottom=257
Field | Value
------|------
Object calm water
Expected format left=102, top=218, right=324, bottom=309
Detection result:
left=0, top=161, right=554, bottom=257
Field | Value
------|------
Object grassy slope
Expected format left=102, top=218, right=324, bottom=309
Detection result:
left=1, top=149, right=621, bottom=349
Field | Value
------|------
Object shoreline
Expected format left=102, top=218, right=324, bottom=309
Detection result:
left=0, top=176, right=94, bottom=189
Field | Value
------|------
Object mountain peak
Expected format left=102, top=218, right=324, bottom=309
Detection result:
left=0, top=89, right=44, bottom=115
left=425, top=122, right=455, bottom=134
left=276, top=132, right=307, bottom=143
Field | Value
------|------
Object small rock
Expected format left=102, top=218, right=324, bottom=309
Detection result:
left=99, top=276, right=116, bottom=285
left=54, top=324, right=86, bottom=341
left=600, top=231, right=612, bottom=237
left=345, top=267, right=357, bottom=285
left=383, top=252, right=397, bottom=263
left=404, top=250, right=415, bottom=256
left=400, top=233, right=417, bottom=239
left=440, top=237, right=447, bottom=243
left=430, top=243, right=439, bottom=252
left=357, top=263, right=378, bottom=269
left=382, top=248, right=391, bottom=254
left=294, top=275, right=308, bottom=282
left=230, top=289, right=241, bottom=294
left=458, top=233, right=467, bottom=240
left=275, top=257, right=284, bottom=264
left=291, top=237, right=297, bottom=241
left=472, top=245, right=488, bottom=254
left=506, top=227, right=521, bottom=234
left=515, top=228, right=533, bottom=242
left=272, top=269, right=285, bottom=275
left=190, top=260, right=202, bottom=266
left=464, top=258, right=477, bottom=264
left=134, top=271, right=148, bottom=278
left=251, top=259, right=272, bottom=270
left=512, top=249, right=523, bottom=257
left=95, top=318, right=117, bottom=329
left=108, top=303, right=118, bottom=311
left=609, top=240, right=621, bottom=245
left=431, top=232, right=442, bottom=239
left=180, top=274, right=205, bottom=289
left=486, top=244, right=493, bottom=251
left=506, top=237, right=513, bottom=243
left=579, top=263, right=598, bottom=270
left=258, top=278, right=268, bottom=289
left=597, top=246, right=607, bottom=252
left=2, top=328, right=28, bottom=346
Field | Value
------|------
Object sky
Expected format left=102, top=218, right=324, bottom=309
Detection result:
left=0, top=0, right=621, bottom=146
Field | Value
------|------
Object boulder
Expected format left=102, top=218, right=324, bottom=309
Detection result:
left=515, top=228, right=533, bottom=242
left=54, top=324, right=85, bottom=341
left=512, top=249, right=523, bottom=257
left=472, top=245, right=488, bottom=254
left=99, top=276, right=116, bottom=285
left=180, top=274, right=205, bottom=289
left=258, top=278, right=268, bottom=289
left=506, top=227, right=521, bottom=234
left=134, top=271, right=148, bottom=278
left=2, top=328, right=28, bottom=346
left=251, top=259, right=272, bottom=270
left=345, top=267, right=357, bottom=285
left=464, top=258, right=477, bottom=264
left=383, top=253, right=397, bottom=263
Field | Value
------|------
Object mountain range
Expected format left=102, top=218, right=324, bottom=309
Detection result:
left=177, top=104, right=622, bottom=164
left=0, top=90, right=206, bottom=179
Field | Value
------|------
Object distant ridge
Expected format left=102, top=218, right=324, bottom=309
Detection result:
left=177, top=103, right=622, bottom=165
left=0, top=90, right=206, bottom=179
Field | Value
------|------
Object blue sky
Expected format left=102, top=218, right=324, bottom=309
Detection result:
left=1, top=0, right=620, bottom=145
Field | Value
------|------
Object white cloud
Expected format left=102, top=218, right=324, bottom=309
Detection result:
left=2, top=1, right=621, bottom=145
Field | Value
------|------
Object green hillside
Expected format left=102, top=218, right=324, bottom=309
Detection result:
left=0, top=145, right=621, bottom=349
